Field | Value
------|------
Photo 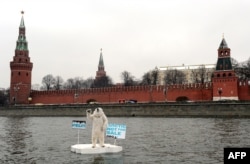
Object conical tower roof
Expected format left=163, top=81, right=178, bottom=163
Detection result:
left=16, top=11, right=28, bottom=51
left=20, top=15, right=25, bottom=28
left=219, top=38, right=228, bottom=49
left=98, top=49, right=104, bottom=67
left=216, top=37, right=232, bottom=70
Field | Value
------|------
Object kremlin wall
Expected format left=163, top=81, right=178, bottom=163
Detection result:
left=9, top=13, right=250, bottom=105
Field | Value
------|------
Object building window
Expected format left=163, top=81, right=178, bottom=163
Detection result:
left=18, top=72, right=21, bottom=76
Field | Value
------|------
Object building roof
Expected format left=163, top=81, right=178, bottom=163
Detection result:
left=98, top=49, right=104, bottom=67
left=219, top=38, right=228, bottom=49
left=16, top=14, right=28, bottom=51
left=159, top=64, right=215, bottom=71
left=20, top=16, right=25, bottom=28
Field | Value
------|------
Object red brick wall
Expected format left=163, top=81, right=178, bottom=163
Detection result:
left=238, top=80, right=250, bottom=100
left=212, top=76, right=238, bottom=100
left=166, top=83, right=213, bottom=101
left=30, top=83, right=213, bottom=104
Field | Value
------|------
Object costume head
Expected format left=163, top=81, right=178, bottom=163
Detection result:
left=93, top=107, right=104, bottom=117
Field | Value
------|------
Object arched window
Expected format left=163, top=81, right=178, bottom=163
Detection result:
left=217, top=74, right=220, bottom=77
left=223, top=73, right=226, bottom=77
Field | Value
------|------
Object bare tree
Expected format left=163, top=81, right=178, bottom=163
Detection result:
left=190, top=65, right=212, bottom=84
left=54, top=76, right=64, bottom=90
left=0, top=88, right=9, bottom=106
left=64, top=78, right=75, bottom=89
left=151, top=68, right=159, bottom=85
left=92, top=76, right=113, bottom=88
left=42, top=74, right=55, bottom=90
left=231, top=57, right=239, bottom=68
left=234, top=57, right=250, bottom=80
left=63, top=77, right=85, bottom=89
left=74, top=77, right=84, bottom=89
left=164, top=69, right=186, bottom=85
left=140, top=68, right=159, bottom=85
left=82, top=77, right=94, bottom=88
left=140, top=72, right=152, bottom=85
left=121, top=71, right=135, bottom=86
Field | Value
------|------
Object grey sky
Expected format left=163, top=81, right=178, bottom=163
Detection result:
left=1, top=0, right=250, bottom=88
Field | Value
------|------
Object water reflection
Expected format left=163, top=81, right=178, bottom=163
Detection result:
left=91, top=154, right=123, bottom=164
left=214, top=119, right=241, bottom=146
left=0, top=117, right=249, bottom=163
left=1, top=117, right=34, bottom=164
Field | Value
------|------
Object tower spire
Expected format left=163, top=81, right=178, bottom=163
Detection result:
left=95, top=48, right=106, bottom=80
left=98, top=48, right=104, bottom=67
left=20, top=11, right=25, bottom=28
left=16, top=11, right=28, bottom=51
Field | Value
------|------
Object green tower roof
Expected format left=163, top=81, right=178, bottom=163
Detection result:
left=20, top=16, right=25, bottom=28
left=98, top=49, right=104, bottom=67
left=16, top=12, right=28, bottom=51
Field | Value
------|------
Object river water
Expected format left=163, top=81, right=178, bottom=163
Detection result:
left=0, top=116, right=249, bottom=164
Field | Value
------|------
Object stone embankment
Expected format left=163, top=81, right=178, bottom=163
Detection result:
left=0, top=102, right=250, bottom=118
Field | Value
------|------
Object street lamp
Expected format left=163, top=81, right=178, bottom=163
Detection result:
left=13, top=85, right=20, bottom=105
left=163, top=85, right=168, bottom=102
left=74, top=93, right=78, bottom=103
left=28, top=97, right=32, bottom=104
left=218, top=88, right=222, bottom=100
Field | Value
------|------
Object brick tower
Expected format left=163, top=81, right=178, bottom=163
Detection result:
left=10, top=11, right=33, bottom=104
left=212, top=37, right=238, bottom=101
left=95, top=49, right=106, bottom=80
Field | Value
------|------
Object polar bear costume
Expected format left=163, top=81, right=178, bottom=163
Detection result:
left=86, top=107, right=108, bottom=148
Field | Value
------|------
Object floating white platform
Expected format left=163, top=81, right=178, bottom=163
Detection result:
left=71, top=144, right=122, bottom=154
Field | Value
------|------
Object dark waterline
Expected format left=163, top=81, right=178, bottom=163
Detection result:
left=0, top=117, right=249, bottom=164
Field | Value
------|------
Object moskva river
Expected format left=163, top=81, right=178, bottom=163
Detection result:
left=0, top=117, right=249, bottom=164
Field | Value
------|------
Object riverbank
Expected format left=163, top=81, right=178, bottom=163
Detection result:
left=0, top=102, right=250, bottom=117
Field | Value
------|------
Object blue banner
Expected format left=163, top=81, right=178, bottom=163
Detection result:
left=72, top=120, right=86, bottom=129
left=106, top=123, right=126, bottom=139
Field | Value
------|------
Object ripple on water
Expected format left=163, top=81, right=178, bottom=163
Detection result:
left=0, top=117, right=249, bottom=163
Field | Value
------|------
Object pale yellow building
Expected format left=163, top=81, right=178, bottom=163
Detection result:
left=158, top=64, right=215, bottom=85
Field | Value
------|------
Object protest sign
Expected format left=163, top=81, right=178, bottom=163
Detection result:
left=72, top=120, right=86, bottom=129
left=106, top=123, right=126, bottom=139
